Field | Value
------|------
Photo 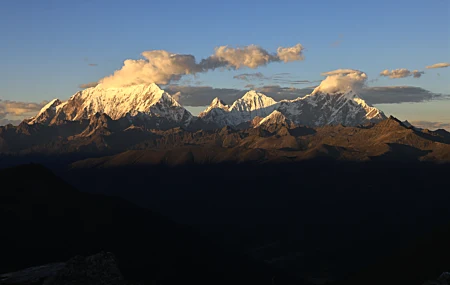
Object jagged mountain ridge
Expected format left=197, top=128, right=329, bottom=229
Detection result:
left=2, top=112, right=450, bottom=165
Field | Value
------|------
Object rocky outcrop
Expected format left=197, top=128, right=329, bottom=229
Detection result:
left=0, top=252, right=124, bottom=285
left=423, top=272, right=450, bottom=285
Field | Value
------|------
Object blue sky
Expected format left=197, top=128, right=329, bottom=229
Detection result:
left=0, top=0, right=449, bottom=125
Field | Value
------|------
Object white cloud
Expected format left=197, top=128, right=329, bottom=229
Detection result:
left=97, top=43, right=305, bottom=88
left=276, top=44, right=304, bottom=62
left=315, top=69, right=367, bottom=94
left=100, top=51, right=198, bottom=87
left=379, top=68, right=424, bottom=79
left=425, top=62, right=450, bottom=69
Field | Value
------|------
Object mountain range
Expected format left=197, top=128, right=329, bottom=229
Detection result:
left=0, top=83, right=449, bottom=166
left=26, top=82, right=386, bottom=129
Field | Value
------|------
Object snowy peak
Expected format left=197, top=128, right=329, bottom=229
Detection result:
left=200, top=97, right=229, bottom=115
left=307, top=88, right=358, bottom=102
left=256, top=110, right=289, bottom=127
left=230, top=90, right=278, bottom=113
left=211, top=97, right=229, bottom=109
left=29, top=99, right=63, bottom=125
left=199, top=91, right=279, bottom=127
left=28, top=83, right=193, bottom=126
left=199, top=87, right=384, bottom=128
left=278, top=88, right=386, bottom=127
left=65, top=83, right=183, bottom=120
left=309, top=88, right=385, bottom=123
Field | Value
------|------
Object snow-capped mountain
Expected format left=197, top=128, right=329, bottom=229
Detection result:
left=278, top=87, right=386, bottom=127
left=199, top=90, right=279, bottom=127
left=29, top=83, right=193, bottom=126
left=199, top=88, right=385, bottom=128
left=28, top=99, right=63, bottom=125
left=256, top=110, right=291, bottom=128
left=28, top=83, right=384, bottom=130
left=254, top=110, right=295, bottom=133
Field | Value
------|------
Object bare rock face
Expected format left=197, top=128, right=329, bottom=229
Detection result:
left=47, top=252, right=123, bottom=285
left=0, top=263, right=65, bottom=285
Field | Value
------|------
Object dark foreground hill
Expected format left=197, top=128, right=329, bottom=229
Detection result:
left=2, top=160, right=450, bottom=284
left=333, top=220, right=450, bottom=285
left=63, top=160, right=450, bottom=284
left=0, top=164, right=301, bottom=285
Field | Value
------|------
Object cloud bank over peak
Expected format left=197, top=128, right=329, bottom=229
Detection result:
left=97, top=43, right=305, bottom=88
left=380, top=68, right=424, bottom=78
left=314, top=69, right=367, bottom=94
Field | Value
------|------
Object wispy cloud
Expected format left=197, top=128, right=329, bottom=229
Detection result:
left=88, top=63, right=98, bottom=67
left=425, top=62, right=450, bottom=69
left=244, top=84, right=256, bottom=89
left=331, top=34, right=344, bottom=47
left=255, top=85, right=313, bottom=99
left=233, top=72, right=266, bottom=81
left=79, top=82, right=99, bottom=89
left=380, top=68, right=424, bottom=79
left=233, top=72, right=316, bottom=86
left=271, top=73, right=317, bottom=85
